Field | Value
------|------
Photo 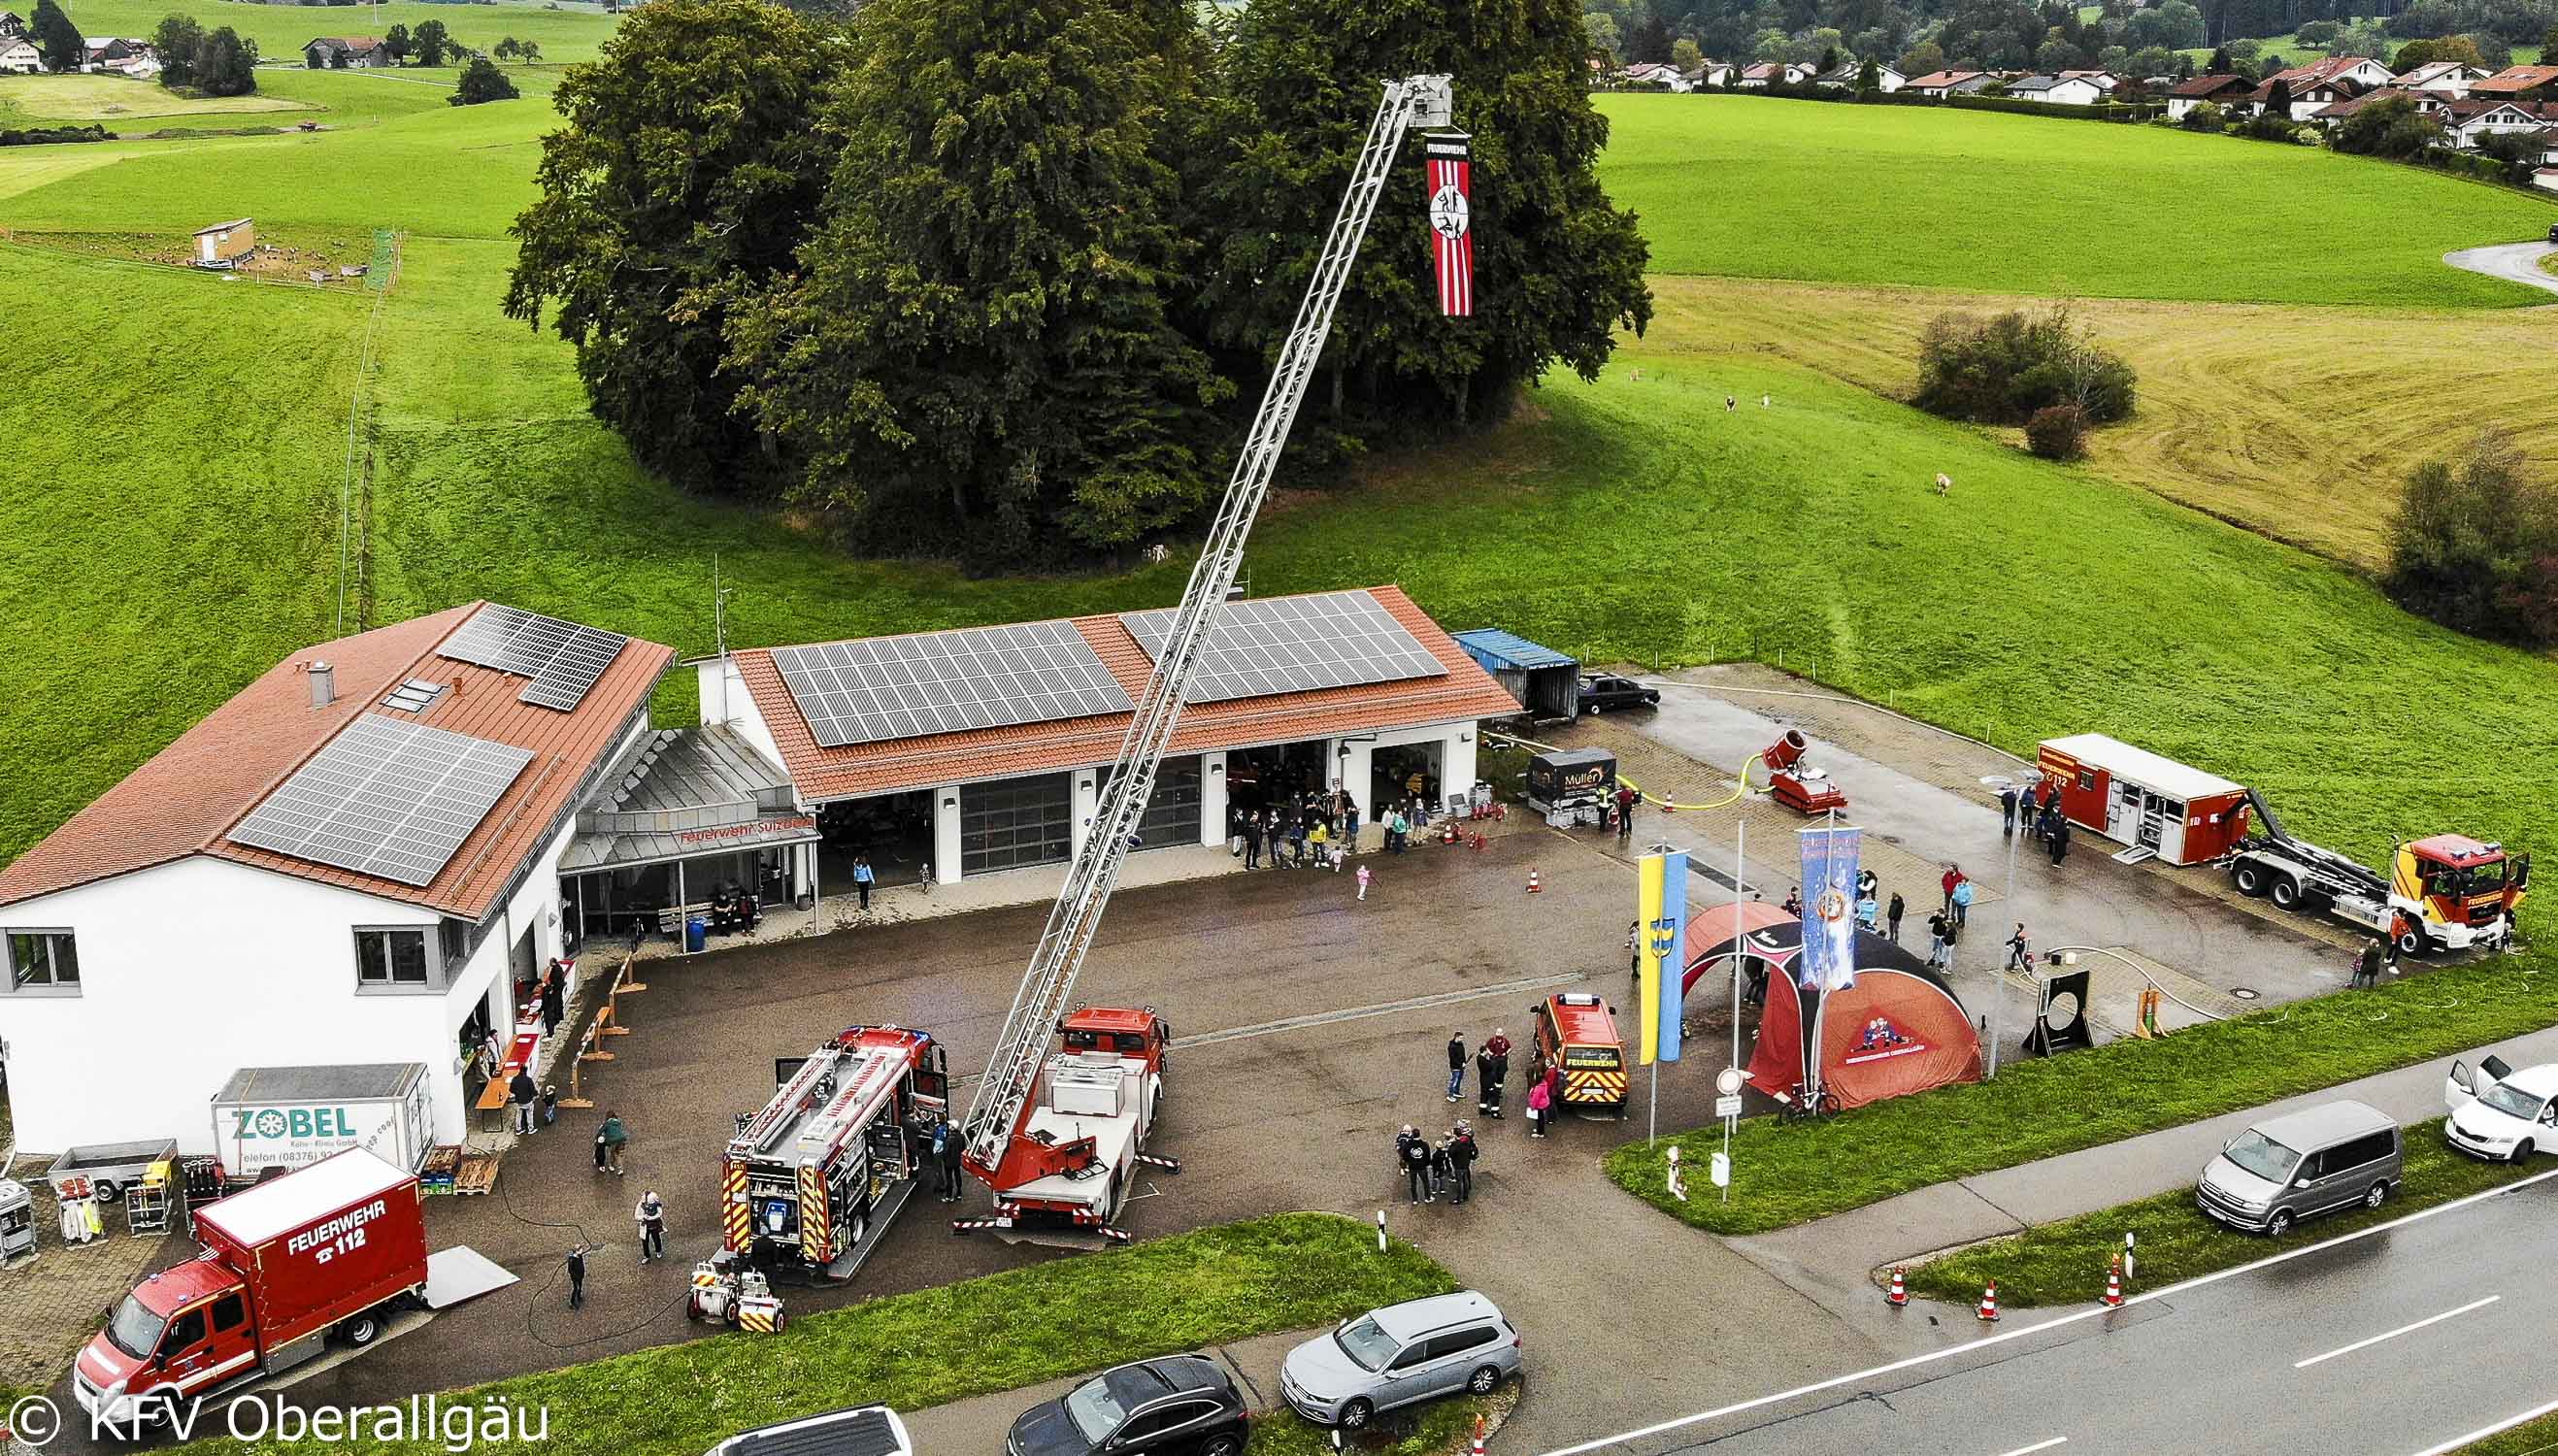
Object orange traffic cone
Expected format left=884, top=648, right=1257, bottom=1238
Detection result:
left=1977, top=1280, right=2000, bottom=1322
left=1886, top=1266, right=1908, bottom=1307
left=1527, top=867, right=1543, bottom=893
left=2103, top=1255, right=2124, bottom=1307
left=1470, top=1413, right=1488, bottom=1456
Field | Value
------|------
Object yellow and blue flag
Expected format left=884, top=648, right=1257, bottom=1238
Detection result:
left=1638, top=850, right=1689, bottom=1064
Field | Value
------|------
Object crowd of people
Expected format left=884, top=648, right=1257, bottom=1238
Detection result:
left=1229, top=776, right=1452, bottom=871
left=1394, top=1025, right=1587, bottom=1206
left=2000, top=777, right=2075, bottom=864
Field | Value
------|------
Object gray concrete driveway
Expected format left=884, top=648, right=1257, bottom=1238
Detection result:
left=2443, top=240, right=2558, bottom=298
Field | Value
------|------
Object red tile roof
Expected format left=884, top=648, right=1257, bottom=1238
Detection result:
left=2471, top=65, right=2558, bottom=96
left=1908, top=69, right=1983, bottom=89
left=0, top=606, right=675, bottom=918
left=2170, top=73, right=2250, bottom=97
left=738, top=585, right=1525, bottom=803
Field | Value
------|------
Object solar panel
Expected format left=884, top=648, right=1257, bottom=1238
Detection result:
left=438, top=604, right=628, bottom=711
left=227, top=713, right=536, bottom=886
left=1119, top=590, right=1448, bottom=704
left=771, top=620, right=1134, bottom=748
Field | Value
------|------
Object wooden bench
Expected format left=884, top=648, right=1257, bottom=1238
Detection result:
left=656, top=904, right=711, bottom=936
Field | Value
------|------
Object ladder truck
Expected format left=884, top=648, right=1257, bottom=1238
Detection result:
left=2227, top=788, right=2529, bottom=956
left=953, top=74, right=1460, bottom=1244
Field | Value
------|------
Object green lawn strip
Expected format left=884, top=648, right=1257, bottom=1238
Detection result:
left=2459, top=1406, right=2558, bottom=1455
left=1248, top=1398, right=1496, bottom=1455
left=186, top=1214, right=1453, bottom=1456
left=1603, top=952, right=2555, bottom=1236
left=1902, top=1119, right=2542, bottom=1307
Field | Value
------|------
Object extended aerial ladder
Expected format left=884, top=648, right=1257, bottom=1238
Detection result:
left=955, top=75, right=1459, bottom=1215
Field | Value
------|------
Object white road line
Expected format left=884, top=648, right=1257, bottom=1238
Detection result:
left=1538, top=1164, right=2558, bottom=1456
left=1991, top=1439, right=2068, bottom=1456
left=2292, top=1296, right=2499, bottom=1371
left=2402, top=1392, right=2558, bottom=1456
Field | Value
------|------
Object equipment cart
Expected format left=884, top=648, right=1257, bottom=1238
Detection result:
left=46, top=1139, right=180, bottom=1206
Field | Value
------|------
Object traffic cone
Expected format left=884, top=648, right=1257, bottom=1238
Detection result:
left=1527, top=867, right=1543, bottom=893
left=1470, top=1413, right=1488, bottom=1456
left=1885, top=1266, right=1908, bottom=1307
left=2103, top=1255, right=2124, bottom=1307
left=1977, top=1279, right=2000, bottom=1322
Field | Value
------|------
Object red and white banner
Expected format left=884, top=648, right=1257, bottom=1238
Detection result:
left=1424, top=133, right=1474, bottom=317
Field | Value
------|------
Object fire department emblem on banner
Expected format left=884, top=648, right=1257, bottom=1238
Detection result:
left=1423, top=133, right=1474, bottom=317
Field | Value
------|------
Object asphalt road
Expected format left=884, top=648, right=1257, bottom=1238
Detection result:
left=1547, top=1171, right=2558, bottom=1456
left=2442, top=241, right=2558, bottom=298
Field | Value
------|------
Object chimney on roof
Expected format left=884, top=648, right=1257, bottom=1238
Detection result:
left=309, top=660, right=336, bottom=709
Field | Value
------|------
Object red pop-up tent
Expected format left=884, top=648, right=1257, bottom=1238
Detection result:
left=1682, top=910, right=1981, bottom=1110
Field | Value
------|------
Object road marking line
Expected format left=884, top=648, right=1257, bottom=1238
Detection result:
left=1538, top=1164, right=2558, bottom=1455
left=2401, top=1392, right=2558, bottom=1456
left=1991, top=1439, right=2067, bottom=1456
left=1182, top=973, right=1584, bottom=1048
left=2292, top=1296, right=2499, bottom=1371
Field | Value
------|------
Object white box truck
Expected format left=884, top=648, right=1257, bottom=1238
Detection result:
left=211, top=1064, right=433, bottom=1180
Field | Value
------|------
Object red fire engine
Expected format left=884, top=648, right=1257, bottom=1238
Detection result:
left=722, top=1025, right=947, bottom=1282
left=957, top=1007, right=1176, bottom=1242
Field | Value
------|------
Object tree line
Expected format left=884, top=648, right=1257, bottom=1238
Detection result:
left=507, top=0, right=1652, bottom=568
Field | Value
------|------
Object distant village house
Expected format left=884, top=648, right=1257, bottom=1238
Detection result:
left=303, top=35, right=387, bottom=69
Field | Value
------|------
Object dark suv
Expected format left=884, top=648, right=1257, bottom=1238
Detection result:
left=1576, top=674, right=1660, bottom=715
left=1008, top=1355, right=1247, bottom=1456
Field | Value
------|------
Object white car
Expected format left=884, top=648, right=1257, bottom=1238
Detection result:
left=2443, top=1053, right=2558, bottom=1162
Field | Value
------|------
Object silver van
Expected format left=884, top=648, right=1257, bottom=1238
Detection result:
left=2197, top=1099, right=2401, bottom=1236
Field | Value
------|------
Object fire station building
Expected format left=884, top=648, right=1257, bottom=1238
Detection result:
left=0, top=586, right=1513, bottom=1156
left=702, top=585, right=1518, bottom=895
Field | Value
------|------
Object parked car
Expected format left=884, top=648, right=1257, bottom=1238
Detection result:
left=710, top=1405, right=913, bottom=1456
left=1575, top=674, right=1659, bottom=715
left=2547, top=221, right=2558, bottom=244
left=1007, top=1355, right=1246, bottom=1456
left=2444, top=1052, right=2558, bottom=1162
left=1279, top=1291, right=1520, bottom=1431
left=2195, top=1099, right=2401, bottom=1236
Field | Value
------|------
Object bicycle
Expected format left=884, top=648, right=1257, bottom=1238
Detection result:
left=1772, top=1085, right=1840, bottom=1123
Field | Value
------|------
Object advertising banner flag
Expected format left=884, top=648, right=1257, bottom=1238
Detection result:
left=1424, top=132, right=1475, bottom=318
left=1650, top=850, right=1688, bottom=1063
left=1799, top=824, right=1862, bottom=992
left=1638, top=850, right=1665, bottom=1064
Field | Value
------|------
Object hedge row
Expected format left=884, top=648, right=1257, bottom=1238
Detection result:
left=0, top=124, right=113, bottom=147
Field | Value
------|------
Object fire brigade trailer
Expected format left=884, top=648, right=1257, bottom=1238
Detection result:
left=955, top=1007, right=1177, bottom=1244
left=2035, top=734, right=2251, bottom=868
left=2226, top=792, right=2527, bottom=957
left=952, top=75, right=1462, bottom=1249
left=721, top=1026, right=948, bottom=1285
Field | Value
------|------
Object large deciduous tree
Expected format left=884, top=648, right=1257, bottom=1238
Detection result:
left=1193, top=0, right=1651, bottom=440
left=507, top=0, right=843, bottom=500
left=192, top=28, right=257, bottom=96
left=450, top=54, right=519, bottom=104
left=150, top=13, right=202, bottom=86
left=411, top=18, right=453, bottom=65
left=30, top=0, right=82, bottom=73
left=720, top=0, right=1227, bottom=562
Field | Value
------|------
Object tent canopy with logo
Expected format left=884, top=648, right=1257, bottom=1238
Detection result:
left=1681, top=910, right=1981, bottom=1109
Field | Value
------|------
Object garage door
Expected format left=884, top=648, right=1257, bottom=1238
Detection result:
left=1105, top=755, right=1201, bottom=853
left=961, top=773, right=1073, bottom=876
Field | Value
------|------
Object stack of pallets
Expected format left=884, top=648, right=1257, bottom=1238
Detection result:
left=419, top=1145, right=462, bottom=1195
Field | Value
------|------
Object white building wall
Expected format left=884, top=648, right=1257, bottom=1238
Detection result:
left=932, top=784, right=962, bottom=886
left=1070, top=769, right=1100, bottom=859
left=0, top=858, right=447, bottom=1158
left=695, top=657, right=783, bottom=776
left=1198, top=751, right=1228, bottom=847
left=0, top=811, right=589, bottom=1158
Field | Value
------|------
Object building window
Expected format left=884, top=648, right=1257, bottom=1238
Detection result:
left=355, top=928, right=432, bottom=990
left=4, top=930, right=79, bottom=993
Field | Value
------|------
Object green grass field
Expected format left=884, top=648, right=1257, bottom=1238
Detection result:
left=184, top=1214, right=1455, bottom=1456
left=54, top=0, right=617, bottom=62
left=0, top=72, right=301, bottom=121
left=1901, top=1121, right=2547, bottom=1307
left=1593, top=93, right=2558, bottom=305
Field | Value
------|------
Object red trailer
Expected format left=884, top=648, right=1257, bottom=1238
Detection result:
left=73, top=1148, right=506, bottom=1429
left=2036, top=733, right=2251, bottom=867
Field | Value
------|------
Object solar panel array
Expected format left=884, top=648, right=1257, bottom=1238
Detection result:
left=382, top=678, right=446, bottom=714
left=228, top=713, right=536, bottom=887
left=438, top=603, right=629, bottom=711
left=772, top=621, right=1135, bottom=748
left=1119, top=590, right=1447, bottom=705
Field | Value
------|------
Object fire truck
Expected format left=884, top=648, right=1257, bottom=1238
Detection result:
left=2228, top=789, right=2528, bottom=956
left=956, top=1007, right=1176, bottom=1242
left=950, top=74, right=1464, bottom=1247
left=722, top=1025, right=947, bottom=1282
